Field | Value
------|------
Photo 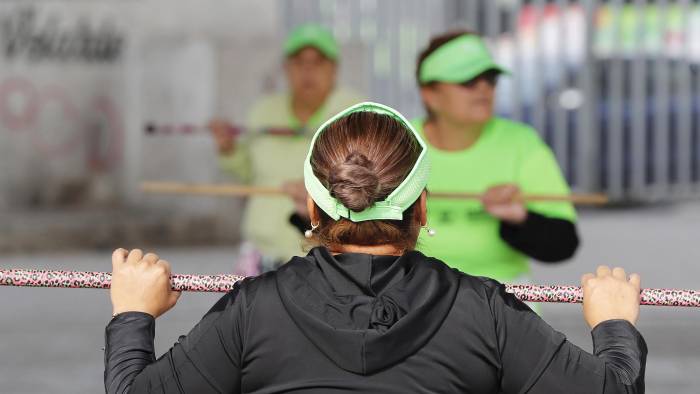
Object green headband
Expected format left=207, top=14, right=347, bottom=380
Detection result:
left=284, top=24, right=339, bottom=60
left=304, top=102, right=430, bottom=222
left=419, top=34, right=508, bottom=84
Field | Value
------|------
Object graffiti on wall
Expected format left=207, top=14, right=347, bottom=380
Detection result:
left=0, top=76, right=123, bottom=171
left=1, top=7, right=123, bottom=63
left=0, top=5, right=125, bottom=173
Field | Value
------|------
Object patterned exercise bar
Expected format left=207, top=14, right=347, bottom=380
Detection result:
left=1, top=269, right=699, bottom=307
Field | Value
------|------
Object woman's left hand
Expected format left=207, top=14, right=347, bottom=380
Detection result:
left=110, top=249, right=181, bottom=318
left=481, top=184, right=528, bottom=225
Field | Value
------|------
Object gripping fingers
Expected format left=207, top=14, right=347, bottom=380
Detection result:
left=628, top=273, right=641, bottom=288
left=503, top=185, right=519, bottom=202
left=481, top=190, right=495, bottom=205
left=596, top=265, right=612, bottom=277
left=156, top=259, right=172, bottom=275
left=142, top=253, right=159, bottom=265
left=127, top=249, right=144, bottom=265
left=112, top=248, right=128, bottom=267
left=581, top=273, right=595, bottom=286
left=612, top=267, right=627, bottom=280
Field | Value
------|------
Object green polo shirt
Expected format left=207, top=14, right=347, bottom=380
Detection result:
left=413, top=117, right=577, bottom=281
left=220, top=89, right=363, bottom=260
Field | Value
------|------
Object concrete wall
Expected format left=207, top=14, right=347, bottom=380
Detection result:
left=0, top=1, right=370, bottom=250
left=0, top=2, right=127, bottom=209
left=0, top=0, right=282, bottom=211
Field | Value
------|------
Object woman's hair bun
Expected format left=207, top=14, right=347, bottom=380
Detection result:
left=327, top=151, right=381, bottom=212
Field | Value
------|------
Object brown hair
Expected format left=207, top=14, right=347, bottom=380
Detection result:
left=416, top=29, right=478, bottom=118
left=309, top=111, right=423, bottom=251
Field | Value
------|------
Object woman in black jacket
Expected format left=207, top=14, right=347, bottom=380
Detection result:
left=105, top=102, right=646, bottom=393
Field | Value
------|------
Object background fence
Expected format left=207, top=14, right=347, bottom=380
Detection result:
left=283, top=0, right=700, bottom=201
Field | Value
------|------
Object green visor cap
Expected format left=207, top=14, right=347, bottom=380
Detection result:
left=419, top=34, right=508, bottom=84
left=284, top=24, right=339, bottom=60
left=304, top=102, right=431, bottom=222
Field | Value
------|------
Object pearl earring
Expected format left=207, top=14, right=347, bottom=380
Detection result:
left=305, top=222, right=319, bottom=239
left=423, top=225, right=436, bottom=237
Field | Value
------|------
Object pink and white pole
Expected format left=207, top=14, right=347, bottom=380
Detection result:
left=2, top=269, right=699, bottom=307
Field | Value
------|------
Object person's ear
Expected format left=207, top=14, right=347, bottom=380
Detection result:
left=307, top=195, right=320, bottom=225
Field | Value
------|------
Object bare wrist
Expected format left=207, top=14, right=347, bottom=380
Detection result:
left=503, top=210, right=528, bottom=225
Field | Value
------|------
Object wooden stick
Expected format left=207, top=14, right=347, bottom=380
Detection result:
left=428, top=191, right=609, bottom=205
left=141, top=181, right=285, bottom=197
left=141, top=181, right=609, bottom=205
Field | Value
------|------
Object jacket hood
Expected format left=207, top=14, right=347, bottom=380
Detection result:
left=275, top=247, right=459, bottom=374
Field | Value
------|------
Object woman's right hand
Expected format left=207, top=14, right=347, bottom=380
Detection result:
left=581, top=266, right=641, bottom=329
left=111, top=249, right=181, bottom=318
left=208, top=119, right=236, bottom=154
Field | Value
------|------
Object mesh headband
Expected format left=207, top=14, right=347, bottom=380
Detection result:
left=303, top=102, right=430, bottom=222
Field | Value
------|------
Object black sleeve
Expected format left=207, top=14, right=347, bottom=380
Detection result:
left=289, top=212, right=309, bottom=235
left=499, top=210, right=579, bottom=262
left=103, top=312, right=156, bottom=394
left=104, top=285, right=246, bottom=394
left=487, top=282, right=647, bottom=393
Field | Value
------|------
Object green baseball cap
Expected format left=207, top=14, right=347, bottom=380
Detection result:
left=419, top=34, right=508, bottom=84
left=304, top=102, right=430, bottom=222
left=284, top=24, right=339, bottom=60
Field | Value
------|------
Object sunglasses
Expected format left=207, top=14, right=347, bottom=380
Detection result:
left=459, top=70, right=500, bottom=88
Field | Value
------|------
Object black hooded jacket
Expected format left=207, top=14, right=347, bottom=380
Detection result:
left=105, top=247, right=646, bottom=393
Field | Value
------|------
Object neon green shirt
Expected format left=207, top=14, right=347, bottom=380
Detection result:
left=220, top=89, right=363, bottom=260
left=413, top=117, right=577, bottom=281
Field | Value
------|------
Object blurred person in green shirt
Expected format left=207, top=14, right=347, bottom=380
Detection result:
left=209, top=24, right=363, bottom=273
left=413, top=30, right=579, bottom=284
